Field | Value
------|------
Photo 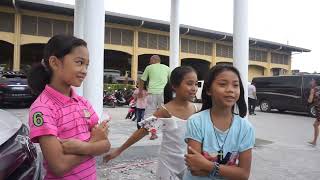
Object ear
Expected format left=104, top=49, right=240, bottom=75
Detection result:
left=48, top=56, right=61, bottom=71
left=171, top=85, right=177, bottom=92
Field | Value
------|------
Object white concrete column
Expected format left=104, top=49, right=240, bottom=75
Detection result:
left=73, top=0, right=86, bottom=96
left=233, top=0, right=249, bottom=105
left=83, top=0, right=105, bottom=120
left=169, top=0, right=180, bottom=70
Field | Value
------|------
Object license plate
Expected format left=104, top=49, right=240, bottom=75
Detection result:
left=12, top=87, right=25, bottom=90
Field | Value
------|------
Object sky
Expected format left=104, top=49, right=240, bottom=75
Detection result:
left=51, top=0, right=320, bottom=73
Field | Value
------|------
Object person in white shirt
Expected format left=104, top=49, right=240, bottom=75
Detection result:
left=248, top=82, right=257, bottom=115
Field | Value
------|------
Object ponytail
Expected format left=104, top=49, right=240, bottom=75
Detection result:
left=27, top=62, right=52, bottom=96
left=163, top=82, right=173, bottom=104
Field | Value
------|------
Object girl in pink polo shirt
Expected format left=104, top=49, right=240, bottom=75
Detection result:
left=27, top=35, right=110, bottom=180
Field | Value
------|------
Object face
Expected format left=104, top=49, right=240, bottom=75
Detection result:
left=51, top=46, right=89, bottom=87
left=208, top=70, right=240, bottom=108
left=173, top=71, right=198, bottom=101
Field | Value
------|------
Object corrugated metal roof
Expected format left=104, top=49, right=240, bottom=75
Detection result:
left=0, top=0, right=311, bottom=53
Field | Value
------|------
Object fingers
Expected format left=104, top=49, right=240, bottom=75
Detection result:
left=103, top=153, right=116, bottom=163
left=103, top=155, right=110, bottom=163
left=97, top=121, right=109, bottom=130
left=188, top=146, right=199, bottom=154
left=100, top=120, right=107, bottom=126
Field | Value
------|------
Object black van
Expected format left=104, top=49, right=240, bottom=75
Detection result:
left=252, top=74, right=320, bottom=117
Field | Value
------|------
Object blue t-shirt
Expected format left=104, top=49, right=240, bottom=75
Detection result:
left=184, top=109, right=255, bottom=180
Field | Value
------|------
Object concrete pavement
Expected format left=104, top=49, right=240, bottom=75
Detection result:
left=5, top=106, right=320, bottom=180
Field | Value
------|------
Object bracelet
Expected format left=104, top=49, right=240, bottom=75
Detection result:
left=214, top=162, right=220, bottom=176
left=209, top=162, right=220, bottom=178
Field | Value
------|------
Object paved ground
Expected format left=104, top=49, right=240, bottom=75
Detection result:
left=4, top=105, right=320, bottom=180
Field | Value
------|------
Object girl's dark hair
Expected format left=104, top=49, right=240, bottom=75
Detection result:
left=164, top=66, right=196, bottom=104
left=201, top=64, right=247, bottom=117
left=27, top=35, right=87, bottom=95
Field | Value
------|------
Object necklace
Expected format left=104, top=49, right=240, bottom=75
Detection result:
left=210, top=109, right=233, bottom=163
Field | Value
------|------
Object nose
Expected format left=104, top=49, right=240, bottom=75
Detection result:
left=226, top=84, right=235, bottom=93
left=192, top=84, right=198, bottom=92
left=80, top=65, right=88, bottom=75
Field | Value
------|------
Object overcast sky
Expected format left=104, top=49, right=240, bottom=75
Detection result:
left=51, top=0, right=319, bottom=73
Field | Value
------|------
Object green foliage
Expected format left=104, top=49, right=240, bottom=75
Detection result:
left=104, top=83, right=135, bottom=92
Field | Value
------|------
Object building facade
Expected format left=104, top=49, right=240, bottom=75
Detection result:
left=0, top=1, right=310, bottom=82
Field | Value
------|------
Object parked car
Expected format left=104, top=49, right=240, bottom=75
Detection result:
left=0, top=109, right=43, bottom=179
left=252, top=74, right=320, bottom=117
left=0, top=71, right=36, bottom=107
left=104, top=69, right=121, bottom=84
left=115, top=76, right=135, bottom=85
left=125, top=70, right=143, bottom=79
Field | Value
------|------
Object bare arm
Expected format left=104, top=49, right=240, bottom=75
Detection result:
left=186, top=140, right=252, bottom=180
left=308, top=89, right=315, bottom=103
left=104, top=108, right=170, bottom=162
left=62, top=121, right=111, bottom=156
left=116, top=106, right=170, bottom=153
left=103, top=128, right=149, bottom=162
left=86, top=139, right=111, bottom=155
left=39, top=136, right=88, bottom=177
left=253, top=91, right=257, bottom=99
left=118, top=128, right=148, bottom=153
left=62, top=139, right=111, bottom=156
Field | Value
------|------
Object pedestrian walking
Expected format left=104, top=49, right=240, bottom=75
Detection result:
left=248, top=82, right=257, bottom=115
left=308, top=78, right=320, bottom=146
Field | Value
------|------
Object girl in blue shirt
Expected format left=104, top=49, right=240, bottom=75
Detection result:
left=184, top=65, right=255, bottom=180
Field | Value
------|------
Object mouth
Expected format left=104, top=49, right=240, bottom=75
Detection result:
left=77, top=76, right=85, bottom=81
left=224, top=96, right=236, bottom=101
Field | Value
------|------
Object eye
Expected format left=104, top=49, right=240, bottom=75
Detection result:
left=187, top=82, right=194, bottom=86
left=75, top=60, right=84, bottom=65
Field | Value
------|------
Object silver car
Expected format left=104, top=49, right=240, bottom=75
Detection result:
left=0, top=109, right=43, bottom=180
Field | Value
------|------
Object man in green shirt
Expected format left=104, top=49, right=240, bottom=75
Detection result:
left=138, top=55, right=171, bottom=128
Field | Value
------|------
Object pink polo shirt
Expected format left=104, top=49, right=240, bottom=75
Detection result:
left=29, top=85, right=99, bottom=180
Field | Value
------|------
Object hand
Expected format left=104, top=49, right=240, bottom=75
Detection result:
left=61, top=139, right=87, bottom=155
left=185, top=146, right=212, bottom=176
left=103, top=148, right=122, bottom=163
left=90, top=121, right=108, bottom=142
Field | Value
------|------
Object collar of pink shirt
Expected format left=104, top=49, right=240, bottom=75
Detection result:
left=44, top=85, right=80, bottom=105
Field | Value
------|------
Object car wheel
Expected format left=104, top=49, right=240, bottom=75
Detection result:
left=260, top=100, right=271, bottom=112
left=309, top=105, right=317, bottom=118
